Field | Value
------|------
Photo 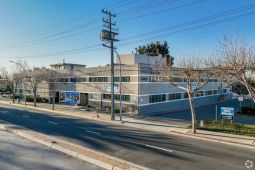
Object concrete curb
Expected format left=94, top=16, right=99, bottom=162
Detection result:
left=0, top=120, right=149, bottom=170
left=169, top=130, right=255, bottom=150
left=1, top=101, right=255, bottom=150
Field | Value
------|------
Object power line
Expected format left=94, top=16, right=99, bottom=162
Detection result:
left=22, top=0, right=129, bottom=36
left=120, top=3, right=255, bottom=41
left=119, top=9, right=255, bottom=47
left=2, top=2, right=255, bottom=59
left=118, top=0, right=206, bottom=24
left=4, top=44, right=101, bottom=59
left=0, top=0, right=183, bottom=49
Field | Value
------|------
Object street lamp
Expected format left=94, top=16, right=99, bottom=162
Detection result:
left=113, top=49, right=123, bottom=121
left=9, top=60, right=27, bottom=108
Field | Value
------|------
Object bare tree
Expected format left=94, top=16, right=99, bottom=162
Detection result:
left=22, top=67, right=47, bottom=107
left=10, top=60, right=29, bottom=103
left=208, top=35, right=255, bottom=102
left=45, top=69, right=68, bottom=110
left=0, top=67, right=10, bottom=94
left=0, top=67, right=17, bottom=103
left=158, top=57, right=214, bottom=133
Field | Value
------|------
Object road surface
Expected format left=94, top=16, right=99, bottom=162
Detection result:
left=0, top=103, right=254, bottom=170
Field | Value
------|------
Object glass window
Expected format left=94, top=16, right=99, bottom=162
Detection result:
left=114, top=76, right=130, bottom=82
left=213, top=90, right=218, bottom=94
left=169, top=93, right=175, bottom=100
left=176, top=93, right=182, bottom=99
left=89, top=77, right=108, bottom=82
left=150, top=94, right=166, bottom=103
left=184, top=93, right=189, bottom=98
left=103, top=94, right=111, bottom=99
left=162, top=94, right=166, bottom=101
left=207, top=90, right=213, bottom=95
left=196, top=91, right=204, bottom=97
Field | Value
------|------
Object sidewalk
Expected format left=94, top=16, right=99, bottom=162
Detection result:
left=0, top=128, right=104, bottom=170
left=1, top=98, right=255, bottom=149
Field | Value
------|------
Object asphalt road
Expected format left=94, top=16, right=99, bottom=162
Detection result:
left=0, top=103, right=254, bottom=170
left=0, top=129, right=104, bottom=170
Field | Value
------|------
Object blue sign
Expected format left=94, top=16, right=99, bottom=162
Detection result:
left=221, top=107, right=234, bottom=116
left=60, top=91, right=80, bottom=105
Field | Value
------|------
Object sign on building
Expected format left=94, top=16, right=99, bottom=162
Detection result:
left=59, top=91, right=80, bottom=105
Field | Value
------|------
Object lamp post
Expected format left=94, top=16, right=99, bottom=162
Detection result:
left=114, top=49, right=123, bottom=121
left=9, top=60, right=27, bottom=108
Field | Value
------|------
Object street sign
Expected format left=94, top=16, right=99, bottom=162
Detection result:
left=221, top=107, right=234, bottom=122
left=221, top=107, right=234, bottom=116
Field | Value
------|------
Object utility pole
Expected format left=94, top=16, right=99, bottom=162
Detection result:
left=100, top=9, right=119, bottom=120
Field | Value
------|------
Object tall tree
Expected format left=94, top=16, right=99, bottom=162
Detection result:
left=45, top=69, right=69, bottom=110
left=158, top=57, right=214, bottom=133
left=22, top=67, right=47, bottom=107
left=208, top=35, right=255, bottom=102
left=135, top=41, right=174, bottom=66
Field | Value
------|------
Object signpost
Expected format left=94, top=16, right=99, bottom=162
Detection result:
left=221, top=107, right=234, bottom=123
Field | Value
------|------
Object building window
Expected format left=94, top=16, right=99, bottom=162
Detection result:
left=114, top=76, right=130, bottom=82
left=169, top=93, right=182, bottom=101
left=102, top=94, right=130, bottom=102
left=213, top=90, right=218, bottom=94
left=169, top=93, right=175, bottom=100
left=80, top=77, right=86, bottom=82
left=196, top=91, right=204, bottom=97
left=89, top=77, right=108, bottom=82
left=88, top=94, right=93, bottom=99
left=150, top=76, right=168, bottom=82
left=149, top=94, right=166, bottom=103
left=103, top=94, right=111, bottom=100
left=59, top=78, right=69, bottom=82
left=141, top=77, right=148, bottom=81
left=71, top=77, right=77, bottom=82
left=175, top=93, right=181, bottom=99
left=184, top=93, right=189, bottom=98
left=207, top=90, right=213, bottom=95
left=123, top=95, right=130, bottom=102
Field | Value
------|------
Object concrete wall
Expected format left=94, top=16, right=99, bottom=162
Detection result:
left=117, top=54, right=164, bottom=65
left=139, top=93, right=233, bottom=115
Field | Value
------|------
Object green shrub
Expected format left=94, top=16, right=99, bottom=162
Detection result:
left=26, top=96, right=48, bottom=103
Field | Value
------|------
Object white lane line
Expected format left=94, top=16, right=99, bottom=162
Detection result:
left=22, top=115, right=30, bottom=118
left=145, top=144, right=173, bottom=153
left=109, top=136, right=174, bottom=153
left=48, top=121, right=58, bottom=125
left=85, top=130, right=100, bottom=135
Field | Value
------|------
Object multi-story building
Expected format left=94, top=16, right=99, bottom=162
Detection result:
left=19, top=53, right=233, bottom=115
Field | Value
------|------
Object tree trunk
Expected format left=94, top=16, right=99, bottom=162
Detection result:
left=243, top=78, right=255, bottom=103
left=188, top=91, right=196, bottom=133
left=33, top=88, right=37, bottom=107
left=52, top=89, right=56, bottom=110
left=12, top=82, right=16, bottom=103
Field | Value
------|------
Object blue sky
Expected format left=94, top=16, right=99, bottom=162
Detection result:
left=0, top=0, right=255, bottom=71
